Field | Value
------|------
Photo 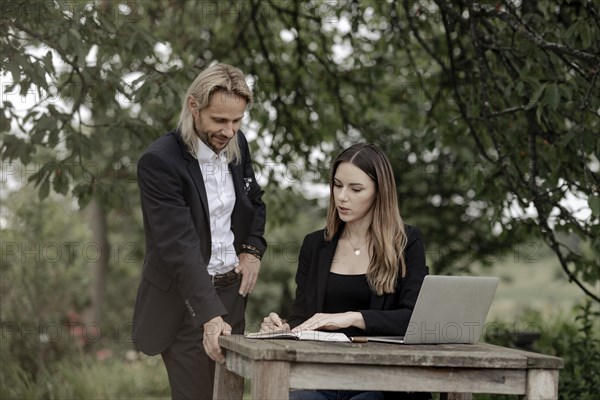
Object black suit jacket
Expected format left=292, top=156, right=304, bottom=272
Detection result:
left=132, top=130, right=266, bottom=355
left=288, top=225, right=428, bottom=335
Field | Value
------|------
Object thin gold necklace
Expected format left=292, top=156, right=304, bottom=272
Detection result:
left=345, top=234, right=367, bottom=256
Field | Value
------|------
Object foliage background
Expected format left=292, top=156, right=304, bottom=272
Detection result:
left=1, top=0, right=599, bottom=398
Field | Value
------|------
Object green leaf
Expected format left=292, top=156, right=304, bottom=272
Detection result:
left=528, top=83, right=547, bottom=109
left=565, top=19, right=579, bottom=40
left=36, top=115, right=55, bottom=132
left=536, top=103, right=545, bottom=124
left=69, top=28, right=81, bottom=41
left=544, top=84, right=560, bottom=110
left=0, top=112, right=10, bottom=132
left=53, top=169, right=69, bottom=195
left=559, top=85, right=572, bottom=102
left=48, top=129, right=60, bottom=147
left=589, top=195, right=600, bottom=216
left=44, top=51, right=55, bottom=74
left=557, top=131, right=576, bottom=148
left=7, top=58, right=22, bottom=83
left=516, top=81, right=525, bottom=96
left=58, top=32, right=69, bottom=51
left=39, top=176, right=50, bottom=200
left=580, top=22, right=591, bottom=49
left=2, top=135, right=34, bottom=164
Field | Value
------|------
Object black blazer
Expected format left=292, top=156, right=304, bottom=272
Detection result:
left=288, top=225, right=428, bottom=335
left=132, top=130, right=266, bottom=355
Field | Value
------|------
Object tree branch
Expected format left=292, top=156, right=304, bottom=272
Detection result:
left=484, top=5, right=600, bottom=65
left=435, top=2, right=498, bottom=164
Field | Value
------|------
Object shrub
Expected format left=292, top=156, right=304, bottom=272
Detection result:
left=482, top=301, right=600, bottom=400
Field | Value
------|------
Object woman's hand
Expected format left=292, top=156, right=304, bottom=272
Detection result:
left=259, top=312, right=290, bottom=333
left=292, top=312, right=365, bottom=332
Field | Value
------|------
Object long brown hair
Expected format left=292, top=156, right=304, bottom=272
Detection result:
left=178, top=63, right=253, bottom=163
left=325, top=144, right=407, bottom=295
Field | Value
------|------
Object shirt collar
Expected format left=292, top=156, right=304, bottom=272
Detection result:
left=197, top=138, right=227, bottom=163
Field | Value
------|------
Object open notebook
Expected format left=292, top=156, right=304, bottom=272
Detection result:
left=246, top=330, right=350, bottom=342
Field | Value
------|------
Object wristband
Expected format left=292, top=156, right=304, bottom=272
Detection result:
left=240, top=244, right=262, bottom=260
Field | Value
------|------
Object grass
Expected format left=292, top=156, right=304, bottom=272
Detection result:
left=0, top=352, right=171, bottom=400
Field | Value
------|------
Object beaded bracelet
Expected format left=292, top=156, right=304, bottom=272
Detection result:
left=240, top=244, right=262, bottom=260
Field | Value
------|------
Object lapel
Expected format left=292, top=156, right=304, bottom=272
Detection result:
left=229, top=160, right=242, bottom=200
left=316, top=233, right=337, bottom=312
left=178, top=133, right=210, bottom=222
left=316, top=226, right=387, bottom=311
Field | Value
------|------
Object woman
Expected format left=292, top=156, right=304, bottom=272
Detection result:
left=261, top=144, right=430, bottom=400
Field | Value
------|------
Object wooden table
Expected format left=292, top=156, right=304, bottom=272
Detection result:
left=213, top=335, right=563, bottom=400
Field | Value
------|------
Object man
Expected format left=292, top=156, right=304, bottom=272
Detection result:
left=132, top=63, right=266, bottom=399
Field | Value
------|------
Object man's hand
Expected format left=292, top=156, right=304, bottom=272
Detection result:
left=291, top=312, right=365, bottom=333
left=235, top=253, right=261, bottom=297
left=203, top=316, right=232, bottom=364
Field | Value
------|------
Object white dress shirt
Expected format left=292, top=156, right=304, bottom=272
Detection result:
left=197, top=139, right=238, bottom=276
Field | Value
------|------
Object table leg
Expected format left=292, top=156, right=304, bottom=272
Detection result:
left=440, top=394, right=473, bottom=400
left=213, top=361, right=244, bottom=400
left=526, top=369, right=559, bottom=399
left=251, top=360, right=290, bottom=400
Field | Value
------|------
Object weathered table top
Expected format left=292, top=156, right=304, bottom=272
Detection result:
left=214, top=335, right=563, bottom=400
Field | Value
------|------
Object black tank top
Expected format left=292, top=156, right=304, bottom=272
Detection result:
left=322, top=272, right=371, bottom=336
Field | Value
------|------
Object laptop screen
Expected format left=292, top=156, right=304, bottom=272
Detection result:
left=402, top=275, right=499, bottom=344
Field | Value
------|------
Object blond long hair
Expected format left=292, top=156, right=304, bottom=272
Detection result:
left=325, top=144, right=407, bottom=295
left=178, top=63, right=253, bottom=163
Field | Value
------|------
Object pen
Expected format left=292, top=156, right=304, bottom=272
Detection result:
left=350, top=336, right=368, bottom=343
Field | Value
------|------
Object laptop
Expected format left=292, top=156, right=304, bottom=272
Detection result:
left=362, top=275, right=499, bottom=345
